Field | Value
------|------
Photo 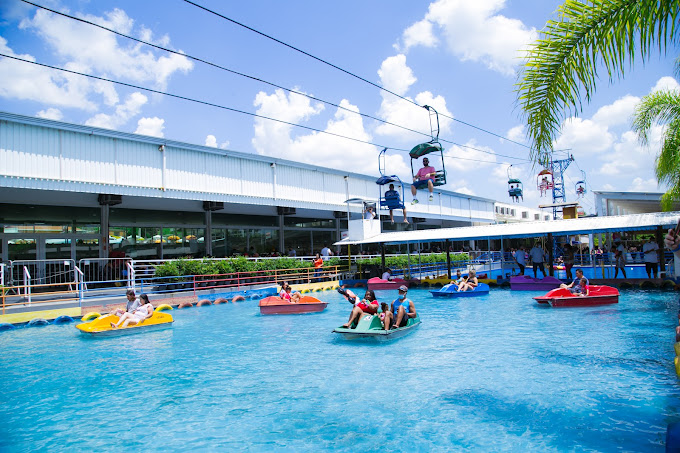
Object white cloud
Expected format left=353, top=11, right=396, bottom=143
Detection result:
left=36, top=107, right=63, bottom=120
left=553, top=117, right=614, bottom=153
left=205, top=134, right=218, bottom=147
left=591, top=95, right=640, bottom=128
left=85, top=91, right=147, bottom=129
left=0, top=7, right=193, bottom=117
left=252, top=89, right=385, bottom=174
left=377, top=55, right=416, bottom=96
left=400, top=19, right=438, bottom=50
left=400, top=0, right=537, bottom=76
left=20, top=8, right=193, bottom=90
left=205, top=134, right=230, bottom=149
left=452, top=184, right=475, bottom=196
left=135, top=116, right=164, bottom=137
left=374, top=55, right=453, bottom=141
left=444, top=139, right=497, bottom=171
left=0, top=37, right=98, bottom=110
left=651, top=76, right=680, bottom=93
left=506, top=125, right=524, bottom=143
left=629, top=177, right=658, bottom=192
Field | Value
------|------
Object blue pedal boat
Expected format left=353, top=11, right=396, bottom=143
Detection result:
left=430, top=283, right=490, bottom=298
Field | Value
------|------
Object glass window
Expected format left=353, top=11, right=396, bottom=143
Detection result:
left=534, top=214, right=540, bottom=220
left=284, top=217, right=336, bottom=228
left=228, top=229, right=248, bottom=256
left=212, top=213, right=278, bottom=228
left=110, top=226, right=161, bottom=259
left=312, top=230, right=336, bottom=255
left=8, top=238, right=37, bottom=261
left=522, top=211, right=528, bottom=219
left=45, top=238, right=71, bottom=260
left=76, top=238, right=99, bottom=260
left=211, top=229, right=228, bottom=258
left=248, top=228, right=279, bottom=256
left=284, top=230, right=312, bottom=257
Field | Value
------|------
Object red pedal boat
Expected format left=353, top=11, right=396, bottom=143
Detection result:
left=533, top=285, right=619, bottom=307
left=367, top=277, right=414, bottom=291
left=259, top=295, right=328, bottom=315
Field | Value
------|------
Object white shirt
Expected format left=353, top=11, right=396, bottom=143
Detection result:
left=321, top=247, right=332, bottom=261
left=643, top=241, right=659, bottom=263
left=381, top=272, right=391, bottom=280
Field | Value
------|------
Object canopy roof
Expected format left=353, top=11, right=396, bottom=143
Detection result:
left=335, top=211, right=680, bottom=246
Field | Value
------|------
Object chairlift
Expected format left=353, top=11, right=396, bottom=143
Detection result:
left=507, top=165, right=523, bottom=202
left=376, top=148, right=406, bottom=213
left=537, top=169, right=554, bottom=197
left=409, top=105, right=447, bottom=189
left=575, top=170, right=587, bottom=198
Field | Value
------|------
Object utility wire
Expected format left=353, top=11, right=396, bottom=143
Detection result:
left=0, top=53, right=407, bottom=151
left=2, top=52, right=531, bottom=165
left=21, top=0, right=531, bottom=162
left=181, top=0, right=536, bottom=151
left=19, top=0, right=435, bottom=144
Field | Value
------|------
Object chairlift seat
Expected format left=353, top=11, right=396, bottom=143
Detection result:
left=380, top=192, right=405, bottom=210
left=409, top=142, right=443, bottom=158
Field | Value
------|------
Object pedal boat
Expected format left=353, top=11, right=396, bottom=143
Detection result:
left=430, top=283, right=490, bottom=298
left=533, top=285, right=619, bottom=307
left=333, top=313, right=421, bottom=341
left=366, top=277, right=415, bottom=291
left=76, top=312, right=173, bottom=337
left=510, top=275, right=563, bottom=291
left=259, top=295, right=327, bottom=315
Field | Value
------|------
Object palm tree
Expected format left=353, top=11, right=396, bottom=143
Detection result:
left=517, top=0, right=680, bottom=166
left=632, top=77, right=680, bottom=210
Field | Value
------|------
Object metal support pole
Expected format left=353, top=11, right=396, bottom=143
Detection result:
left=446, top=239, right=451, bottom=280
left=205, top=209, right=213, bottom=257
left=658, top=225, right=666, bottom=277
left=547, top=233, right=554, bottom=276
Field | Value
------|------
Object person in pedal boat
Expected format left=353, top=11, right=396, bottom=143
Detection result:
left=340, top=288, right=378, bottom=328
left=111, top=294, right=153, bottom=328
left=382, top=286, right=416, bottom=330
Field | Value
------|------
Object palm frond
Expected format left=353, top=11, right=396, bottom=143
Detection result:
left=516, top=0, right=680, bottom=161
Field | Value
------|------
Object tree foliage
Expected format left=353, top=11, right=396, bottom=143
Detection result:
left=632, top=87, right=680, bottom=209
left=517, top=0, right=680, bottom=164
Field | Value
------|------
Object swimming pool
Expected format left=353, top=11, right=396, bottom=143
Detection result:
left=1, top=288, right=678, bottom=451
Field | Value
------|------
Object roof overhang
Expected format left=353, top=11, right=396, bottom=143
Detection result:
left=335, top=211, right=680, bottom=246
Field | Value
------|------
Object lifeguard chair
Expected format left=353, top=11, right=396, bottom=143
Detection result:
left=409, top=105, right=447, bottom=188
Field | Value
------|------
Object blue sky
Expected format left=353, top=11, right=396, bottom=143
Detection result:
left=1, top=0, right=678, bottom=215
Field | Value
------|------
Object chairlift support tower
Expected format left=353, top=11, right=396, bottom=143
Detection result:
left=549, top=155, right=574, bottom=219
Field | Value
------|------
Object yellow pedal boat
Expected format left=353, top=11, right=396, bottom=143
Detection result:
left=76, top=312, right=173, bottom=337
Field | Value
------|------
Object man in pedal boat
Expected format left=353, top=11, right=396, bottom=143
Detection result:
left=382, top=285, right=416, bottom=330
left=559, top=268, right=589, bottom=294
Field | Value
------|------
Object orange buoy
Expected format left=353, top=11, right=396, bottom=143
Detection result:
left=197, top=299, right=212, bottom=306
left=178, top=301, right=194, bottom=309
left=214, top=297, right=229, bottom=304
left=232, top=295, right=245, bottom=302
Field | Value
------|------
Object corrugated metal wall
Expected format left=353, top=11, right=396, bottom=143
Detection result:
left=0, top=116, right=495, bottom=221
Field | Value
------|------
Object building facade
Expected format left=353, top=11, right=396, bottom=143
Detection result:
left=0, top=112, right=497, bottom=262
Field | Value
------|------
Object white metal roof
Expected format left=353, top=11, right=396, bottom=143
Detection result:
left=335, top=211, right=680, bottom=245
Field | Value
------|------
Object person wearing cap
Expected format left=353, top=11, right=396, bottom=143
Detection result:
left=411, top=157, right=436, bottom=204
left=341, top=288, right=378, bottom=328
left=382, top=285, right=417, bottom=330
left=642, top=235, right=660, bottom=278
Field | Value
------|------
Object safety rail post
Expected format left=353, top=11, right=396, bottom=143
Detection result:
left=74, top=265, right=84, bottom=308
left=126, top=262, right=135, bottom=290
left=1, top=263, right=5, bottom=316
left=23, top=266, right=32, bottom=306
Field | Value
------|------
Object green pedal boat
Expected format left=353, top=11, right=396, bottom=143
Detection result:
left=333, top=313, right=421, bottom=341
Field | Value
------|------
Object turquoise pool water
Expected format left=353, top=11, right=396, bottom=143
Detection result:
left=1, top=288, right=679, bottom=451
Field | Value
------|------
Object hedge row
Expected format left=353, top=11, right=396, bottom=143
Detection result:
left=355, top=253, right=469, bottom=268
left=153, top=257, right=343, bottom=280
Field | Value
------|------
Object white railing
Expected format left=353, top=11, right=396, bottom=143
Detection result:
left=23, top=266, right=32, bottom=305
left=74, top=265, right=84, bottom=307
